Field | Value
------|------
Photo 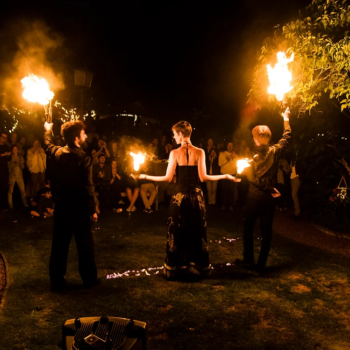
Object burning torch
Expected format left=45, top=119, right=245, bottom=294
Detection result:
left=267, top=51, right=294, bottom=114
left=21, top=74, right=54, bottom=123
left=237, top=158, right=252, bottom=175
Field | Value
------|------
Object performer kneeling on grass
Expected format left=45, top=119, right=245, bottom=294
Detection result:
left=44, top=121, right=100, bottom=290
left=235, top=107, right=291, bottom=273
left=139, top=120, right=240, bottom=279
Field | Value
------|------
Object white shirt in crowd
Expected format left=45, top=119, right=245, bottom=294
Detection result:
left=218, top=151, right=238, bottom=175
left=27, top=147, right=46, bottom=173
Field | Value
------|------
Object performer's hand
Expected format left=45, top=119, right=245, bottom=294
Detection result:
left=138, top=174, right=146, bottom=180
left=281, top=107, right=290, bottom=121
left=92, top=213, right=98, bottom=222
left=44, top=122, right=53, bottom=132
left=226, top=174, right=241, bottom=182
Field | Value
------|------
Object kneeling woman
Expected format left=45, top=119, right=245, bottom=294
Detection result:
left=139, top=121, right=239, bottom=279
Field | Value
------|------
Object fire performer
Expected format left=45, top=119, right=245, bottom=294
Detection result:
left=139, top=121, right=240, bottom=279
left=43, top=120, right=100, bottom=290
left=235, top=108, right=291, bottom=273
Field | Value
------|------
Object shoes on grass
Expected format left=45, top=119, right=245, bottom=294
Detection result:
left=84, top=278, right=102, bottom=288
left=234, top=259, right=256, bottom=271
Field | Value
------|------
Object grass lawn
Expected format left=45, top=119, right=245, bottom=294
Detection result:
left=0, top=205, right=350, bottom=350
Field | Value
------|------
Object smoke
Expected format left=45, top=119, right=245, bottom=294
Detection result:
left=0, top=20, right=65, bottom=107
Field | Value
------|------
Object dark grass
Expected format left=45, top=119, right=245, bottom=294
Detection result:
left=0, top=205, right=350, bottom=350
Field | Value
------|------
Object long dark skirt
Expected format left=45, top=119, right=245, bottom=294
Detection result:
left=164, top=184, right=210, bottom=278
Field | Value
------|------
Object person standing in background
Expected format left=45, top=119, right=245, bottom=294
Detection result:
left=8, top=145, right=28, bottom=209
left=206, top=148, right=220, bottom=205
left=218, top=142, right=238, bottom=211
left=0, top=132, right=11, bottom=210
left=26, top=139, right=46, bottom=202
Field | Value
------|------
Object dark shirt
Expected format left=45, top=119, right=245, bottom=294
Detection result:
left=44, top=130, right=96, bottom=215
left=206, top=155, right=220, bottom=175
left=0, top=144, right=10, bottom=173
left=38, top=196, right=54, bottom=217
left=93, top=163, right=112, bottom=185
left=243, top=121, right=291, bottom=198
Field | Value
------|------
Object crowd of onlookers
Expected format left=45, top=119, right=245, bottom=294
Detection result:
left=0, top=127, right=299, bottom=219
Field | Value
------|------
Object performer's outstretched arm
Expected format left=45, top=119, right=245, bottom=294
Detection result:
left=198, top=149, right=240, bottom=182
left=139, top=150, right=177, bottom=182
left=271, top=107, right=291, bottom=155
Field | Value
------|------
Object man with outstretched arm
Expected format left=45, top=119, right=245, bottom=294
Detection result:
left=44, top=121, right=100, bottom=290
left=236, top=108, right=291, bottom=273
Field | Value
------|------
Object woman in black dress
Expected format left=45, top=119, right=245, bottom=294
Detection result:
left=139, top=121, right=239, bottom=279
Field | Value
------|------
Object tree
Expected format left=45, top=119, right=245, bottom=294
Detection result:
left=248, top=0, right=350, bottom=116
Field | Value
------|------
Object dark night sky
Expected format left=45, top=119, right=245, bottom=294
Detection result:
left=0, top=1, right=311, bottom=126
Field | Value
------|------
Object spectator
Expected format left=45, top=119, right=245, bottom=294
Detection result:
left=8, top=132, right=18, bottom=148
left=218, top=142, right=238, bottom=211
left=125, top=155, right=140, bottom=212
left=0, top=132, right=11, bottom=210
left=206, top=138, right=215, bottom=157
left=110, top=160, right=126, bottom=213
left=8, top=145, right=28, bottom=209
left=91, top=139, right=110, bottom=165
left=206, top=148, right=220, bottom=205
left=158, top=135, right=172, bottom=160
left=26, top=139, right=46, bottom=201
left=217, top=142, right=225, bottom=153
left=244, top=146, right=254, bottom=159
left=152, top=137, right=159, bottom=157
left=109, top=140, right=124, bottom=168
left=17, top=136, right=27, bottom=157
left=93, top=154, right=111, bottom=209
left=139, top=161, right=157, bottom=213
left=30, top=188, right=54, bottom=218
left=238, top=140, right=248, bottom=156
left=87, top=126, right=99, bottom=144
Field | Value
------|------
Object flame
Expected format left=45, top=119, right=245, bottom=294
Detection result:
left=130, top=152, right=146, bottom=171
left=267, top=52, right=294, bottom=101
left=21, top=74, right=54, bottom=105
left=237, top=159, right=252, bottom=174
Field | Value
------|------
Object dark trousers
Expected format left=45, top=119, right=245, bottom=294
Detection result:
left=0, top=171, right=9, bottom=209
left=243, top=194, right=275, bottom=267
left=220, top=179, right=235, bottom=207
left=96, top=183, right=110, bottom=208
left=49, top=202, right=97, bottom=286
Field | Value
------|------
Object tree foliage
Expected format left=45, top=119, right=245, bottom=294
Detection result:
left=248, top=0, right=350, bottom=115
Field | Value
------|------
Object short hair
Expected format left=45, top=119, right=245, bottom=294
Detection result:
left=172, top=120, right=192, bottom=138
left=98, top=153, right=106, bottom=160
left=1, top=131, right=8, bottom=137
left=61, top=121, right=85, bottom=145
left=10, top=145, right=18, bottom=152
left=252, top=125, right=271, bottom=145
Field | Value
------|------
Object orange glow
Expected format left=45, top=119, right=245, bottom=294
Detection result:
left=237, top=159, right=252, bottom=174
left=130, top=152, right=145, bottom=171
left=21, top=74, right=54, bottom=105
left=267, top=52, right=294, bottom=101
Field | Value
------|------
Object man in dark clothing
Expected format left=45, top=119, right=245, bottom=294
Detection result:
left=237, top=108, right=291, bottom=272
left=0, top=132, right=11, bottom=210
left=44, top=121, right=99, bottom=290
left=93, top=154, right=111, bottom=208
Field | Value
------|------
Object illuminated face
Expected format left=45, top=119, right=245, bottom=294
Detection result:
left=12, top=146, right=18, bottom=155
left=111, top=161, right=117, bottom=169
left=33, top=140, right=40, bottom=149
left=112, top=142, right=117, bottom=152
left=99, top=156, right=106, bottom=164
left=78, top=130, right=87, bottom=145
left=172, top=130, right=182, bottom=145
left=208, top=139, right=214, bottom=147
left=11, top=133, right=17, bottom=143
left=227, top=143, right=234, bottom=152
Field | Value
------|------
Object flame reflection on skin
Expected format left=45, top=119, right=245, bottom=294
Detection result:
left=237, top=159, right=252, bottom=174
left=21, top=74, right=54, bottom=105
left=267, top=51, right=294, bottom=101
left=130, top=152, right=146, bottom=171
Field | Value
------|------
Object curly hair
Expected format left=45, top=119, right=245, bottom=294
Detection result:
left=61, top=121, right=85, bottom=145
